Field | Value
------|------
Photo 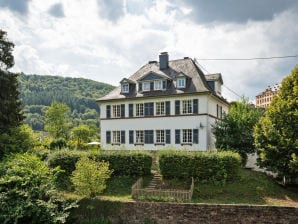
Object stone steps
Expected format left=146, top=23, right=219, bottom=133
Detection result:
left=145, top=173, right=162, bottom=190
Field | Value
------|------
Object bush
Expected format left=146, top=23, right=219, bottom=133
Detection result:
left=158, top=150, right=241, bottom=184
left=0, top=153, right=76, bottom=223
left=47, top=150, right=152, bottom=190
left=94, top=151, right=152, bottom=176
left=50, top=138, right=67, bottom=150
left=71, top=156, right=112, bottom=197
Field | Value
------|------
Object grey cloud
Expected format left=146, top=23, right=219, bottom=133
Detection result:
left=173, top=0, right=298, bottom=23
left=0, top=0, right=31, bottom=15
left=97, top=0, right=124, bottom=22
left=48, top=3, right=65, bottom=18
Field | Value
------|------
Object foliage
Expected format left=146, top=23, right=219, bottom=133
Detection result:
left=254, top=66, right=298, bottom=178
left=94, top=151, right=152, bottom=176
left=50, top=138, right=68, bottom=150
left=158, top=150, right=241, bottom=184
left=45, top=102, right=72, bottom=139
left=0, top=29, right=14, bottom=70
left=0, top=153, right=76, bottom=223
left=19, top=73, right=114, bottom=131
left=71, top=156, right=112, bottom=198
left=0, top=30, right=24, bottom=134
left=213, top=98, right=263, bottom=164
left=71, top=124, right=95, bottom=149
left=0, top=124, right=36, bottom=160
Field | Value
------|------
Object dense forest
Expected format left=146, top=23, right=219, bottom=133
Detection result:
left=19, top=73, right=114, bottom=131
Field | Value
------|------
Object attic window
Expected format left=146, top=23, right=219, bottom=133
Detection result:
left=154, top=80, right=163, bottom=90
left=177, top=78, right=186, bottom=88
left=121, top=84, right=129, bottom=93
left=143, top=82, right=150, bottom=91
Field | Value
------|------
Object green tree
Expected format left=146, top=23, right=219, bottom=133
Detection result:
left=0, top=29, right=24, bottom=134
left=45, top=102, right=72, bottom=139
left=0, top=153, right=76, bottom=223
left=254, top=66, right=298, bottom=179
left=0, top=29, right=14, bottom=70
left=71, top=156, right=112, bottom=198
left=71, top=124, right=91, bottom=149
left=213, top=98, right=263, bottom=164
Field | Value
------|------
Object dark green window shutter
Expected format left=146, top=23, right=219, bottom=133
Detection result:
left=193, top=99, right=198, bottom=114
left=193, top=129, right=199, bottom=144
left=139, top=83, right=142, bottom=91
left=175, top=100, right=180, bottom=115
left=129, top=104, right=133, bottom=117
left=145, top=130, right=154, bottom=144
left=106, top=131, right=111, bottom=144
left=121, top=131, right=125, bottom=143
left=175, top=129, right=180, bottom=144
left=162, top=80, right=166, bottom=89
left=129, top=130, right=134, bottom=144
left=144, top=102, right=154, bottom=116
left=106, top=105, right=111, bottom=118
left=144, top=103, right=149, bottom=116
left=166, top=129, right=171, bottom=144
left=166, top=101, right=170, bottom=115
left=150, top=82, right=154, bottom=90
left=121, top=104, right=125, bottom=117
left=149, top=102, right=154, bottom=115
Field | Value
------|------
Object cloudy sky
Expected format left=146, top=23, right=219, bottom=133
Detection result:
left=1, top=0, right=297, bottom=101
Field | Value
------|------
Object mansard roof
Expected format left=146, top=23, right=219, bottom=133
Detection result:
left=98, top=57, right=227, bottom=103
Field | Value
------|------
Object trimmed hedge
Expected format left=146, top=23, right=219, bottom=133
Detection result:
left=47, top=150, right=152, bottom=177
left=158, top=150, right=241, bottom=183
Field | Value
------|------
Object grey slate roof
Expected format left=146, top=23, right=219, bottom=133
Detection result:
left=97, top=58, right=227, bottom=103
left=205, top=73, right=223, bottom=84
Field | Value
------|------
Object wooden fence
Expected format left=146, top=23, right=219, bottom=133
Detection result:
left=132, top=177, right=194, bottom=202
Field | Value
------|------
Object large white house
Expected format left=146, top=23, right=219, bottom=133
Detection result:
left=97, top=52, right=229, bottom=150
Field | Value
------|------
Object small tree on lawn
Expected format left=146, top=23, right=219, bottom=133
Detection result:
left=213, top=97, right=263, bottom=165
left=71, top=156, right=112, bottom=198
left=254, top=66, right=298, bottom=180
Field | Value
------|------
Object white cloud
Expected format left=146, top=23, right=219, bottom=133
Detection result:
left=0, top=0, right=297, bottom=101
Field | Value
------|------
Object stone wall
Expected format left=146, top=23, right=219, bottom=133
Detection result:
left=70, top=199, right=298, bottom=224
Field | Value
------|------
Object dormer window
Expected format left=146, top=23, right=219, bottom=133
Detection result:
left=143, top=81, right=150, bottom=91
left=121, top=83, right=129, bottom=93
left=154, top=80, right=163, bottom=90
left=177, top=78, right=186, bottom=88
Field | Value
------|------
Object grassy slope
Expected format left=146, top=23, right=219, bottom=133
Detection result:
left=91, top=169, right=298, bottom=206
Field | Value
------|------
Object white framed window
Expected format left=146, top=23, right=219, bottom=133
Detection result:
left=154, top=80, right=163, bottom=90
left=143, top=82, right=150, bottom=91
left=121, top=84, right=129, bottom=93
left=112, top=131, right=120, bottom=143
left=136, top=130, right=144, bottom=144
left=136, top=103, right=144, bottom=117
left=177, top=78, right=186, bottom=88
left=182, top=100, right=192, bottom=114
left=182, top=129, right=192, bottom=143
left=156, top=102, right=165, bottom=116
left=112, top=105, right=120, bottom=118
left=156, top=130, right=165, bottom=143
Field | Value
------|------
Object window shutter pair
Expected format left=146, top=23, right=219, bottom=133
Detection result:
left=175, top=129, right=199, bottom=144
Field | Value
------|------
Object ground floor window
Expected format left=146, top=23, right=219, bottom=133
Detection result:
left=182, top=129, right=192, bottom=143
left=136, top=130, right=144, bottom=144
left=112, top=131, right=120, bottom=143
left=156, top=130, right=165, bottom=143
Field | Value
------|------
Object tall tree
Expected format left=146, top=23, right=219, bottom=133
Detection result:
left=45, top=102, right=72, bottom=139
left=0, top=29, right=24, bottom=134
left=213, top=98, right=263, bottom=164
left=254, top=66, right=298, bottom=179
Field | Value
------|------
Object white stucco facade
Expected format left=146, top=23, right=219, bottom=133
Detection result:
left=99, top=93, right=229, bottom=151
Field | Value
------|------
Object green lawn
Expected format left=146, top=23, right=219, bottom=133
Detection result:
left=192, top=169, right=298, bottom=206
left=63, top=169, right=298, bottom=206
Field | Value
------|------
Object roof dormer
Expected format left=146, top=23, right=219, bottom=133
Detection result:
left=205, top=73, right=223, bottom=96
left=137, top=71, right=170, bottom=92
left=120, top=78, right=135, bottom=94
left=176, top=72, right=188, bottom=89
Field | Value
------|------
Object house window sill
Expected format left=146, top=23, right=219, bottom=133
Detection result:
left=181, top=143, right=192, bottom=146
left=134, top=143, right=144, bottom=146
left=154, top=143, right=165, bottom=146
left=112, top=143, right=121, bottom=146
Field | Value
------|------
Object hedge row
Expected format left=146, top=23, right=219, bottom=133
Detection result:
left=158, top=150, right=241, bottom=183
left=47, top=150, right=152, bottom=177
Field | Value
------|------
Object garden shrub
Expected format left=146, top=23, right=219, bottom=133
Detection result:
left=47, top=150, right=152, bottom=189
left=158, top=150, right=241, bottom=183
left=50, top=138, right=67, bottom=150
left=71, top=156, right=112, bottom=197
left=0, top=153, right=76, bottom=224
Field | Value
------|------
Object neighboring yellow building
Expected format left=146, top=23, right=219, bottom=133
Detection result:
left=256, top=84, right=280, bottom=108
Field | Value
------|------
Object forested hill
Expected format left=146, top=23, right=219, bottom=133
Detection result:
left=18, top=73, right=115, bottom=131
